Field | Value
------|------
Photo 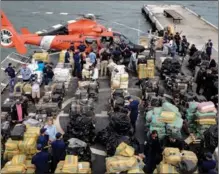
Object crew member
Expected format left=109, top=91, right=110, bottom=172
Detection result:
left=206, top=39, right=213, bottom=60
left=196, top=67, right=207, bottom=95
left=89, top=49, right=97, bottom=67
left=73, top=49, right=82, bottom=79
left=100, top=49, right=110, bottom=76
left=69, top=42, right=75, bottom=52
left=174, top=32, right=181, bottom=53
left=31, top=144, right=51, bottom=174
left=51, top=132, right=66, bottom=172
left=163, top=32, right=169, bottom=44
left=64, top=49, right=70, bottom=63
left=20, top=64, right=32, bottom=82
left=144, top=130, right=162, bottom=173
left=129, top=50, right=137, bottom=74
left=77, top=42, right=86, bottom=52
left=203, top=69, right=215, bottom=100
left=45, top=67, right=54, bottom=85
left=112, top=46, right=122, bottom=64
left=32, top=80, right=40, bottom=104
left=44, top=118, right=57, bottom=142
left=5, top=63, right=16, bottom=92
left=200, top=152, right=217, bottom=173
left=189, top=44, right=198, bottom=57
left=170, top=39, right=177, bottom=58
left=127, top=96, right=140, bottom=133
left=91, top=41, right=98, bottom=54
left=180, top=35, right=188, bottom=57
left=162, top=134, right=184, bottom=150
left=37, top=128, right=49, bottom=150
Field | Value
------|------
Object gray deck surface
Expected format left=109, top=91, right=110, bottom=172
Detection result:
left=1, top=50, right=197, bottom=173
left=144, top=5, right=218, bottom=62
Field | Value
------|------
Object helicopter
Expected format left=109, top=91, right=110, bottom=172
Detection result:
left=1, top=11, right=145, bottom=54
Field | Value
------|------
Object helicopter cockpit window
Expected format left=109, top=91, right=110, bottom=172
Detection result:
left=85, top=38, right=96, bottom=45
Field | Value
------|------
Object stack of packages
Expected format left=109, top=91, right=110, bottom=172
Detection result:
left=1, top=154, right=35, bottom=174
left=4, top=126, right=40, bottom=160
left=145, top=102, right=183, bottom=139
left=32, top=51, right=49, bottom=62
left=146, top=59, right=155, bottom=78
left=18, top=126, right=40, bottom=159
left=111, top=65, right=129, bottom=89
left=138, top=59, right=155, bottom=79
left=53, top=63, right=72, bottom=89
left=154, top=148, right=198, bottom=174
left=54, top=155, right=91, bottom=174
left=107, top=60, right=117, bottom=74
left=82, top=59, right=93, bottom=79
left=106, top=142, right=144, bottom=173
left=187, top=101, right=217, bottom=138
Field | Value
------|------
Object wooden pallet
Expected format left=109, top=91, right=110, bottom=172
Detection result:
left=184, top=133, right=201, bottom=145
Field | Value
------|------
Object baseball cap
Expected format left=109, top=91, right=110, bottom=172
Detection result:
left=40, top=128, right=47, bottom=134
left=56, top=132, right=62, bottom=139
left=205, top=152, right=213, bottom=159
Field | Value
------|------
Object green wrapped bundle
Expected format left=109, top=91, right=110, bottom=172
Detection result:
left=188, top=102, right=199, bottom=113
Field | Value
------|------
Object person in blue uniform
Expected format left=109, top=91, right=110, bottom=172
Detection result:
left=37, top=128, right=49, bottom=151
left=31, top=144, right=51, bottom=174
left=127, top=96, right=140, bottom=133
left=200, top=152, right=217, bottom=173
left=205, top=39, right=213, bottom=60
left=73, top=49, right=82, bottom=79
left=51, top=132, right=66, bottom=172
left=77, top=42, right=87, bottom=52
left=64, top=49, right=70, bottom=63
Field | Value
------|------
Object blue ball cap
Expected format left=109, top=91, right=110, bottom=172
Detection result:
left=40, top=128, right=47, bottom=134
left=205, top=152, right=213, bottom=159
left=56, top=132, right=62, bottom=139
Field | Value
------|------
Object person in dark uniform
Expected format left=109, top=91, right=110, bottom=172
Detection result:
left=69, top=42, right=75, bottom=52
left=200, top=152, right=217, bottom=173
left=73, top=49, right=82, bottom=79
left=51, top=132, right=66, bottom=172
left=180, top=35, right=188, bottom=56
left=64, top=49, right=70, bottom=63
left=206, top=39, right=213, bottom=60
left=162, top=134, right=184, bottom=150
left=174, top=32, right=181, bottom=53
left=31, top=144, right=51, bottom=174
left=77, top=42, right=87, bottom=52
left=127, top=96, right=140, bottom=133
left=144, top=130, right=162, bottom=173
left=5, top=63, right=16, bottom=92
left=203, top=69, right=215, bottom=100
left=196, top=67, right=207, bottom=95
left=189, top=44, right=198, bottom=57
left=37, top=128, right=49, bottom=150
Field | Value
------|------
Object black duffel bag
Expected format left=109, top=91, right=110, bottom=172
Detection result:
left=10, top=124, right=26, bottom=140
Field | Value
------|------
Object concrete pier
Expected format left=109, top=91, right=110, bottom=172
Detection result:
left=142, top=5, right=218, bottom=61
